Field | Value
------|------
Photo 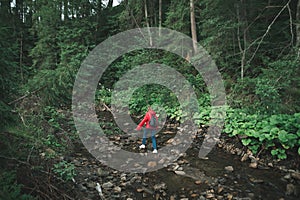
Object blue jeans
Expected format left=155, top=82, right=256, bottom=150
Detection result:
left=142, top=128, right=157, bottom=150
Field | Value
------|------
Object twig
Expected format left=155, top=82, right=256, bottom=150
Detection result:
left=0, top=155, right=30, bottom=165
left=102, top=102, right=112, bottom=113
left=8, top=86, right=45, bottom=105
left=128, top=3, right=148, bottom=44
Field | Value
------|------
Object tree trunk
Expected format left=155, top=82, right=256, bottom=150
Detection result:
left=190, top=0, right=198, bottom=54
left=108, top=0, right=113, bottom=8
left=63, top=0, right=69, bottom=20
left=159, top=0, right=162, bottom=36
left=296, top=0, right=300, bottom=47
left=16, top=0, right=24, bottom=22
left=144, top=0, right=153, bottom=46
left=236, top=3, right=244, bottom=80
left=19, top=32, right=24, bottom=83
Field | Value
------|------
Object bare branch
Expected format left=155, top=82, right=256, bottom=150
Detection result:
left=247, top=0, right=291, bottom=64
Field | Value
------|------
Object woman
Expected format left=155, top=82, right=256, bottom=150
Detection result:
left=135, top=106, right=158, bottom=153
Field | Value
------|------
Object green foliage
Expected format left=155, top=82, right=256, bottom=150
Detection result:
left=27, top=19, right=93, bottom=107
left=53, top=161, right=76, bottom=181
left=99, top=121, right=124, bottom=135
left=43, top=106, right=66, bottom=131
left=0, top=25, right=19, bottom=126
left=229, top=55, right=300, bottom=114
left=0, top=171, right=35, bottom=200
left=164, top=0, right=190, bottom=33
left=43, top=134, right=63, bottom=149
left=224, top=109, right=300, bottom=159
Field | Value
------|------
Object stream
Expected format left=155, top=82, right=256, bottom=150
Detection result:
left=67, top=115, right=299, bottom=200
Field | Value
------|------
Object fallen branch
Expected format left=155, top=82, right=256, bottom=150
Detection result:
left=102, top=102, right=112, bottom=113
left=8, top=86, right=45, bottom=105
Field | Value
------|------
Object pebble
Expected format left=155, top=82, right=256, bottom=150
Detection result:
left=136, top=188, right=144, bottom=193
left=175, top=170, right=186, bottom=176
left=284, top=174, right=291, bottom=180
left=227, top=193, right=233, bottom=200
left=267, top=162, right=273, bottom=167
left=217, top=186, right=224, bottom=193
left=206, top=193, right=214, bottom=199
left=249, top=162, right=258, bottom=169
left=225, top=166, right=234, bottom=172
left=86, top=182, right=95, bottom=188
left=97, top=168, right=109, bottom=177
left=190, top=193, right=198, bottom=197
left=113, top=186, right=122, bottom=193
left=291, top=172, right=300, bottom=180
left=102, top=181, right=114, bottom=189
left=199, top=196, right=206, bottom=200
left=286, top=183, right=297, bottom=196
left=148, top=161, right=157, bottom=168
left=247, top=193, right=255, bottom=198
left=153, top=182, right=167, bottom=191
left=249, top=177, right=264, bottom=183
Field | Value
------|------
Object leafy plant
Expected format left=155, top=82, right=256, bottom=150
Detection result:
left=0, top=171, right=35, bottom=200
left=224, top=108, right=300, bottom=159
left=53, top=161, right=76, bottom=181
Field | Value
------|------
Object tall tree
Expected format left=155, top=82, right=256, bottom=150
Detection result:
left=108, top=0, right=114, bottom=8
left=296, top=0, right=300, bottom=47
left=144, top=0, right=153, bottom=46
left=190, top=0, right=197, bottom=54
left=159, top=0, right=162, bottom=36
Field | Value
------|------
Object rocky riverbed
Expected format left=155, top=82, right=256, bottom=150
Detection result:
left=62, top=122, right=300, bottom=200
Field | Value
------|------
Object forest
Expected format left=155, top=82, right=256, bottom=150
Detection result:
left=1, top=0, right=300, bottom=199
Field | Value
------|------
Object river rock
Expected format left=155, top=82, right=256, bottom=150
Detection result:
left=148, top=161, right=157, bottom=168
left=286, top=183, right=298, bottom=196
left=206, top=193, right=214, bottom=199
left=153, top=182, right=167, bottom=191
left=227, top=193, right=233, bottom=200
left=78, top=183, right=88, bottom=192
left=249, top=177, right=264, bottom=183
left=249, top=162, right=258, bottom=169
left=199, top=196, right=206, bottom=200
left=173, top=164, right=180, bottom=171
left=102, top=181, right=114, bottom=189
left=241, top=150, right=250, bottom=161
left=175, top=170, right=186, bottom=176
left=247, top=193, right=255, bottom=198
left=284, top=173, right=291, bottom=180
left=136, top=188, right=144, bottom=193
left=225, top=166, right=234, bottom=172
left=97, top=168, right=109, bottom=177
left=217, top=186, right=224, bottom=193
left=113, top=186, right=122, bottom=193
left=87, top=182, right=96, bottom=188
left=291, top=172, right=300, bottom=180
left=190, top=193, right=198, bottom=198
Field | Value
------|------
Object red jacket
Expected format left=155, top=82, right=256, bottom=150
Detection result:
left=136, top=110, right=158, bottom=130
